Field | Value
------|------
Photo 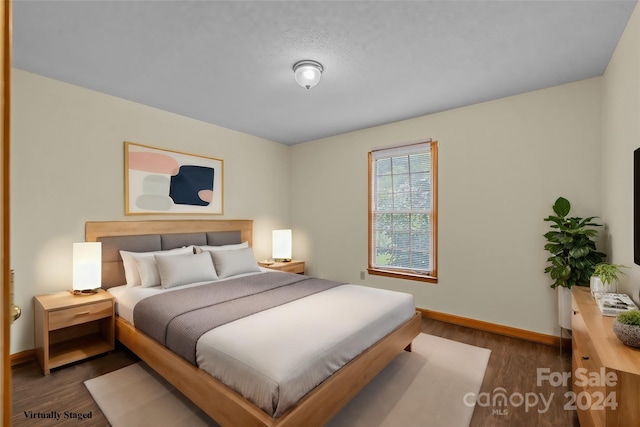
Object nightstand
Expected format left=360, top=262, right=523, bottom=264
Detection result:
left=259, top=260, right=305, bottom=274
left=34, top=289, right=115, bottom=375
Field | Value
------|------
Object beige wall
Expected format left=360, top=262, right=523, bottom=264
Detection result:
left=291, top=77, right=603, bottom=337
left=9, top=4, right=639, bottom=352
left=602, top=5, right=640, bottom=301
left=10, top=70, right=291, bottom=353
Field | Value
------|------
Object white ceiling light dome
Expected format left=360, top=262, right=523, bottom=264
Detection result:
left=293, top=60, right=323, bottom=90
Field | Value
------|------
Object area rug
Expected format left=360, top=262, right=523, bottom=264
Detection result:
left=85, top=333, right=491, bottom=427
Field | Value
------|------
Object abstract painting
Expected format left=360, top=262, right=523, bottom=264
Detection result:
left=125, top=142, right=223, bottom=215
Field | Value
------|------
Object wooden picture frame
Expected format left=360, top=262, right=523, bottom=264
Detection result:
left=124, top=142, right=223, bottom=215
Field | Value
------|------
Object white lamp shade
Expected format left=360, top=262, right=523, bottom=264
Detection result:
left=272, top=229, right=292, bottom=261
left=73, top=242, right=102, bottom=291
left=293, top=60, right=323, bottom=89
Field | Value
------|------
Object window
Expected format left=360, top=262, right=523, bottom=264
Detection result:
left=368, top=141, right=437, bottom=282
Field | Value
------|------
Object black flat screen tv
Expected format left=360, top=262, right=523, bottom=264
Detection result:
left=635, top=147, right=640, bottom=265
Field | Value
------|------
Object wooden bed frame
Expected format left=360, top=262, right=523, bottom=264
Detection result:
left=85, top=219, right=421, bottom=427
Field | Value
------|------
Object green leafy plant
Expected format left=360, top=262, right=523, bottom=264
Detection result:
left=543, top=197, right=606, bottom=288
left=593, top=263, right=628, bottom=285
left=616, top=310, right=640, bottom=327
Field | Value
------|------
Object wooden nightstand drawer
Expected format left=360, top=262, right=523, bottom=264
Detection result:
left=279, top=263, right=304, bottom=274
left=49, top=300, right=112, bottom=331
left=259, top=260, right=305, bottom=274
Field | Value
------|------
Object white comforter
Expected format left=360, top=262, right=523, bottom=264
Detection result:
left=109, top=272, right=415, bottom=417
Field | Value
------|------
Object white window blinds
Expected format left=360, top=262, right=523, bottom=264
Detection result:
left=370, top=141, right=435, bottom=276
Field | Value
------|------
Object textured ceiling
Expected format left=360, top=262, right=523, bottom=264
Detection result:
left=12, top=0, right=638, bottom=145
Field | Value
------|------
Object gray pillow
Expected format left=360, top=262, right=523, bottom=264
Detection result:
left=210, top=247, right=261, bottom=279
left=155, top=252, right=218, bottom=288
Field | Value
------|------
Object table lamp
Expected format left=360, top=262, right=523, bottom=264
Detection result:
left=272, top=229, right=292, bottom=262
left=73, top=242, right=102, bottom=294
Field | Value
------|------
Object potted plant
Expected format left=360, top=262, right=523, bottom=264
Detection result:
left=590, top=263, right=628, bottom=296
left=543, top=197, right=606, bottom=329
left=613, top=310, right=640, bottom=348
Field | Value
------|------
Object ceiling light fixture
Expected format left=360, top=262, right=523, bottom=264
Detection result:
left=293, top=60, right=323, bottom=90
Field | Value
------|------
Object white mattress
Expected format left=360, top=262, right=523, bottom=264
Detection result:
left=108, top=274, right=415, bottom=418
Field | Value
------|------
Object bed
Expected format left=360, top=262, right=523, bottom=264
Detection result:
left=86, top=219, right=421, bottom=427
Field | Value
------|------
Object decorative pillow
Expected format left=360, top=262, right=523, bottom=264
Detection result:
left=195, top=241, right=249, bottom=254
left=155, top=252, right=218, bottom=289
left=210, top=247, right=261, bottom=279
left=120, top=246, right=194, bottom=287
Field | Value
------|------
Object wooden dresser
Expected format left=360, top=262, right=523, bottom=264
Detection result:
left=572, top=287, right=640, bottom=427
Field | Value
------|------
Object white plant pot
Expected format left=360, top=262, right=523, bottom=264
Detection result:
left=590, top=276, right=618, bottom=297
left=558, top=286, right=572, bottom=330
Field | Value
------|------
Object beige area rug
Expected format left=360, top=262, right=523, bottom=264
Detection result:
left=85, top=333, right=491, bottom=427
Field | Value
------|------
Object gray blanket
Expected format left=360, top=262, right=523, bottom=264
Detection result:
left=133, top=272, right=342, bottom=364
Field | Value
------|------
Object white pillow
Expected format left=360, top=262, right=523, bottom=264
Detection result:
left=196, top=241, right=249, bottom=254
left=155, top=252, right=218, bottom=288
left=120, top=246, right=194, bottom=287
left=120, top=250, right=143, bottom=287
left=210, top=247, right=261, bottom=279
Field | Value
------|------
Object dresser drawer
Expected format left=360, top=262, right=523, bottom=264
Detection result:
left=48, top=300, right=112, bottom=331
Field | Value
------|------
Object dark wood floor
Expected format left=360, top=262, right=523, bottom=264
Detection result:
left=423, top=320, right=577, bottom=427
left=11, top=343, right=138, bottom=427
left=11, top=318, right=578, bottom=427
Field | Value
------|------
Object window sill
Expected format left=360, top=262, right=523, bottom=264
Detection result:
left=367, top=268, right=438, bottom=284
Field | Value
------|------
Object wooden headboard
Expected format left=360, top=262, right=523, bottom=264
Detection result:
left=85, top=220, right=253, bottom=289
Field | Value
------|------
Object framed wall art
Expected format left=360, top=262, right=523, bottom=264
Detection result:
left=125, top=142, right=223, bottom=215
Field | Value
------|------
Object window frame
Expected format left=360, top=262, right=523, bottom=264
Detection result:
left=367, top=141, right=438, bottom=283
